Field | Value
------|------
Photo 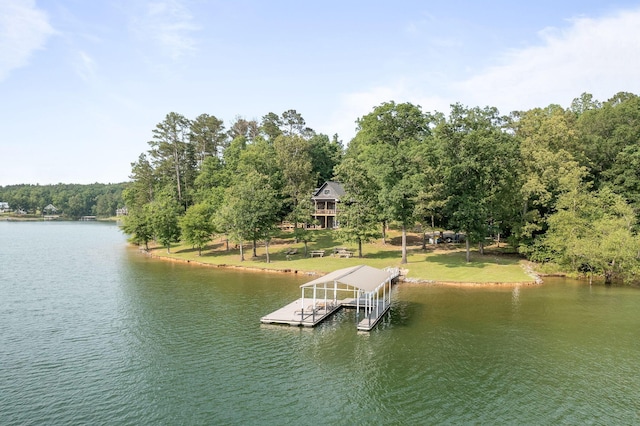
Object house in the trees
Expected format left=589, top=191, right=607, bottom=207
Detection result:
left=311, top=181, right=345, bottom=229
left=44, top=204, right=58, bottom=215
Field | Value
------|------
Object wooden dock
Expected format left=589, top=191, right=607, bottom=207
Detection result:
left=260, top=297, right=391, bottom=331
left=260, top=298, right=343, bottom=327
left=260, top=265, right=400, bottom=332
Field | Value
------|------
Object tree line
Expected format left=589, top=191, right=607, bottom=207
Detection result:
left=121, top=110, right=342, bottom=260
left=122, top=93, right=640, bottom=284
left=0, top=183, right=126, bottom=218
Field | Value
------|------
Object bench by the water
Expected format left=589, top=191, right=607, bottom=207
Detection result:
left=260, top=265, right=400, bottom=332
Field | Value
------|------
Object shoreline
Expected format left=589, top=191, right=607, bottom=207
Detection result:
left=140, top=247, right=543, bottom=287
left=1, top=215, right=119, bottom=222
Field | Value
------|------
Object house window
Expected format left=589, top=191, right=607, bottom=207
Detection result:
left=324, top=190, right=330, bottom=195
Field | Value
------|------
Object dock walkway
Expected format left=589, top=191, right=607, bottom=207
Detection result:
left=356, top=299, right=390, bottom=331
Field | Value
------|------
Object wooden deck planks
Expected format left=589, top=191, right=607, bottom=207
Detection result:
left=260, top=298, right=342, bottom=327
left=260, top=297, right=391, bottom=331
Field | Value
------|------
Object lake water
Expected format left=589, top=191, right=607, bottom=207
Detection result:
left=1, top=221, right=639, bottom=425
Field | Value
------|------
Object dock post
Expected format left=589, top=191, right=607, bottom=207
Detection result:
left=301, top=286, right=305, bottom=322
left=312, top=285, right=317, bottom=323
left=383, top=281, right=386, bottom=311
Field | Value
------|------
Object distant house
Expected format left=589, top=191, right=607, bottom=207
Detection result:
left=311, top=181, right=345, bottom=229
left=44, top=204, right=58, bottom=215
left=0, top=202, right=9, bottom=213
left=116, top=207, right=128, bottom=216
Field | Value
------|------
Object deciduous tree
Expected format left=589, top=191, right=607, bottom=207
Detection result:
left=216, top=171, right=281, bottom=262
left=439, top=104, right=518, bottom=261
left=149, top=190, right=181, bottom=253
left=537, top=187, right=640, bottom=284
left=351, top=101, right=431, bottom=263
left=180, top=202, right=215, bottom=256
left=335, top=157, right=380, bottom=257
left=273, top=134, right=314, bottom=230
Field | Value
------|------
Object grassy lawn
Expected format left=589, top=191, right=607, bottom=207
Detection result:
left=148, top=229, right=536, bottom=284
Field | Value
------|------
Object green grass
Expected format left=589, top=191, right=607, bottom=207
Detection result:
left=148, top=229, right=535, bottom=284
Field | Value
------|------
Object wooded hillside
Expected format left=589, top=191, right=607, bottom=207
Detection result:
left=118, top=92, right=640, bottom=283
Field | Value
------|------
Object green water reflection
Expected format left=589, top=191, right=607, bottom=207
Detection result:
left=1, top=222, right=639, bottom=424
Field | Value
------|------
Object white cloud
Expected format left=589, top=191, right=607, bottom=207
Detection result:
left=132, top=0, right=200, bottom=60
left=321, top=84, right=404, bottom=143
left=330, top=6, right=640, bottom=138
left=75, top=51, right=97, bottom=82
left=454, top=8, right=640, bottom=112
left=0, top=0, right=54, bottom=81
left=321, top=82, right=451, bottom=143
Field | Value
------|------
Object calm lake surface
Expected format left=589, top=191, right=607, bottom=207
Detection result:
left=1, top=221, right=639, bottom=425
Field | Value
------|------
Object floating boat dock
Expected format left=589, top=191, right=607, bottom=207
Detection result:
left=260, top=265, right=400, bottom=332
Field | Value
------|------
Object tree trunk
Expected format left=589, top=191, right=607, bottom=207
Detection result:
left=604, top=271, right=613, bottom=285
left=252, top=239, right=257, bottom=257
left=605, top=261, right=614, bottom=285
left=382, top=221, right=387, bottom=245
left=465, top=239, right=470, bottom=263
left=401, top=224, right=407, bottom=264
left=479, top=241, right=484, bottom=255
left=239, top=241, right=245, bottom=261
left=173, top=147, right=182, bottom=203
left=431, top=215, right=436, bottom=246
left=358, top=238, right=363, bottom=258
left=265, top=240, right=270, bottom=263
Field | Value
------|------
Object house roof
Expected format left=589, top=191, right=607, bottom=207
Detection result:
left=312, top=181, right=345, bottom=200
left=300, top=265, right=392, bottom=293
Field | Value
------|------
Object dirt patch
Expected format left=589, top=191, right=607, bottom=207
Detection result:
left=388, top=235, right=423, bottom=246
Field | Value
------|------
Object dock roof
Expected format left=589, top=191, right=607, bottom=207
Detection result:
left=301, top=265, right=391, bottom=293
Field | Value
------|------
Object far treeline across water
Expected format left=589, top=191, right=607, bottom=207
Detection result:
left=0, top=183, right=126, bottom=219
left=3, top=92, right=640, bottom=284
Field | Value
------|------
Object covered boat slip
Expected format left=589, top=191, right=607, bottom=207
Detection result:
left=260, top=265, right=400, bottom=331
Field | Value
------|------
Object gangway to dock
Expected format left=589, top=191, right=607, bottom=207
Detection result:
left=260, top=265, right=400, bottom=331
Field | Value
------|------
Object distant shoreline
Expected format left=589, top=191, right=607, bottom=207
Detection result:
left=1, top=215, right=118, bottom=222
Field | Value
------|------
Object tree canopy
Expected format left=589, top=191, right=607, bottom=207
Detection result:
left=111, top=91, right=640, bottom=284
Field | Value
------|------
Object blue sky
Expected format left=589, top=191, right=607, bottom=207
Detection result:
left=2, top=0, right=640, bottom=185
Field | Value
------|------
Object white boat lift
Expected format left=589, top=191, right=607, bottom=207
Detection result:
left=260, top=265, right=400, bottom=331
